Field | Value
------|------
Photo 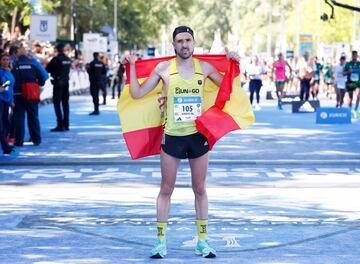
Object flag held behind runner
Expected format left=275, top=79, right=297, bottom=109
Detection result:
left=117, top=55, right=254, bottom=159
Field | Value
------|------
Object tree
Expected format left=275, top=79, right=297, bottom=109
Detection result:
left=42, top=0, right=192, bottom=50
left=0, top=0, right=32, bottom=36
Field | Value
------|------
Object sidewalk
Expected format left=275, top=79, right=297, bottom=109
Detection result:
left=0, top=93, right=360, bottom=264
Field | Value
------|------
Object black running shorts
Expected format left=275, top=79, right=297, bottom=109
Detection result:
left=161, top=132, right=209, bottom=159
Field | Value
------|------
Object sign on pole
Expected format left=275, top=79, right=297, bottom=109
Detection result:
left=299, top=34, right=313, bottom=57
left=30, top=15, right=57, bottom=42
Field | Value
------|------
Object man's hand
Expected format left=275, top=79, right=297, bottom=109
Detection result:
left=123, top=51, right=137, bottom=65
left=225, top=47, right=240, bottom=62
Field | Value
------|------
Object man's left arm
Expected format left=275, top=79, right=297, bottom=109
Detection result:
left=206, top=48, right=240, bottom=86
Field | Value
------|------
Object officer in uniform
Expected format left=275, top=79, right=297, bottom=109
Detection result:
left=12, top=45, right=46, bottom=146
left=87, top=52, right=106, bottom=115
left=46, top=44, right=72, bottom=131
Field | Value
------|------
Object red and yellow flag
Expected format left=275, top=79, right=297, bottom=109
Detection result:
left=117, top=55, right=254, bottom=160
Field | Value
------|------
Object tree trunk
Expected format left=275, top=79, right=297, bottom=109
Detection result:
left=11, top=6, right=18, bottom=35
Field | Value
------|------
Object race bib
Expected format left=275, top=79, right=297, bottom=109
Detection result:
left=350, top=73, right=359, bottom=82
left=174, top=96, right=202, bottom=122
left=337, top=79, right=346, bottom=89
left=314, top=73, right=320, bottom=81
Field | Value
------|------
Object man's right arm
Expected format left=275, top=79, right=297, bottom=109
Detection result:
left=126, top=55, right=163, bottom=99
left=343, top=63, right=351, bottom=75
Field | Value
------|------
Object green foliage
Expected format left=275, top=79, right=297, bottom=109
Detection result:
left=0, top=0, right=32, bottom=29
left=0, top=0, right=357, bottom=54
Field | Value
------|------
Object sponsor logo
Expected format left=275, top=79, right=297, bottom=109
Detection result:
left=175, top=87, right=200, bottom=94
left=299, top=101, right=315, bottom=112
left=320, top=112, right=328, bottom=119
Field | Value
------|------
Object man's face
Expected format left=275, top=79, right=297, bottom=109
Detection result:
left=173, top=32, right=195, bottom=60
left=352, top=52, right=358, bottom=61
left=1, top=55, right=10, bottom=68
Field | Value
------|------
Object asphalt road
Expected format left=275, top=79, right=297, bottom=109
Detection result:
left=0, top=93, right=359, bottom=264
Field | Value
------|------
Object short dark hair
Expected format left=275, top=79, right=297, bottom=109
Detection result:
left=172, top=26, right=194, bottom=40
left=9, top=45, right=19, bottom=56
left=93, top=52, right=99, bottom=59
left=56, top=44, right=64, bottom=53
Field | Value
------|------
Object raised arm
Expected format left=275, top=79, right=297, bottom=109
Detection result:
left=123, top=52, right=162, bottom=99
left=203, top=47, right=241, bottom=87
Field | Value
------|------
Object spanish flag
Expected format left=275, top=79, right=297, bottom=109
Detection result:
left=117, top=55, right=254, bottom=160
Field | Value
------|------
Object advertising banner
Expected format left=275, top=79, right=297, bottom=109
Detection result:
left=316, top=107, right=351, bottom=124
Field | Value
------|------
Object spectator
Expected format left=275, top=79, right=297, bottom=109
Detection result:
left=298, top=51, right=314, bottom=101
left=246, top=55, right=266, bottom=110
left=112, top=61, right=125, bottom=99
left=0, top=53, right=16, bottom=155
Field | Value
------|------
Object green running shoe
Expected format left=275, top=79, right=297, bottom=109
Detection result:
left=353, top=110, right=359, bottom=119
left=150, top=239, right=167, bottom=259
left=195, top=239, right=216, bottom=258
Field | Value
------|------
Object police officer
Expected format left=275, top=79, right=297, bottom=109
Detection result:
left=87, top=52, right=106, bottom=115
left=46, top=44, right=72, bottom=131
left=12, top=45, right=46, bottom=146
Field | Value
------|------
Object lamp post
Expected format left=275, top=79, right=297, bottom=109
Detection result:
left=354, top=0, right=358, bottom=46
left=295, top=0, right=300, bottom=57
left=114, top=0, right=118, bottom=40
left=71, top=0, right=78, bottom=50
left=266, top=1, right=273, bottom=58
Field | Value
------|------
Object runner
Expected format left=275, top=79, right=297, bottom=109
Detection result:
left=323, top=58, right=334, bottom=99
left=123, top=26, right=240, bottom=259
left=311, top=56, right=323, bottom=100
left=333, top=56, right=347, bottom=108
left=298, top=51, right=314, bottom=101
left=343, top=50, right=360, bottom=118
left=272, top=53, right=292, bottom=110
left=245, top=55, right=266, bottom=110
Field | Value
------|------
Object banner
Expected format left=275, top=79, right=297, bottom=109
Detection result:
left=316, top=107, right=351, bottom=124
left=292, top=100, right=320, bottom=113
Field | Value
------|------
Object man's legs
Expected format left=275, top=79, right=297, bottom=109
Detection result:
left=189, top=153, right=209, bottom=220
left=62, top=83, right=70, bottom=130
left=52, top=83, right=64, bottom=130
left=150, top=149, right=179, bottom=259
left=189, top=153, right=216, bottom=258
left=276, top=84, right=284, bottom=110
left=157, top=149, right=180, bottom=221
left=26, top=101, right=41, bottom=145
left=13, top=96, right=25, bottom=146
left=355, top=87, right=360, bottom=113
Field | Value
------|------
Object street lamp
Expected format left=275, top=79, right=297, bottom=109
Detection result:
left=114, top=0, right=118, bottom=40
left=267, top=11, right=285, bottom=58
left=71, top=0, right=78, bottom=50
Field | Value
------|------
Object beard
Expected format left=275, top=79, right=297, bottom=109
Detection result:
left=176, top=48, right=193, bottom=60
